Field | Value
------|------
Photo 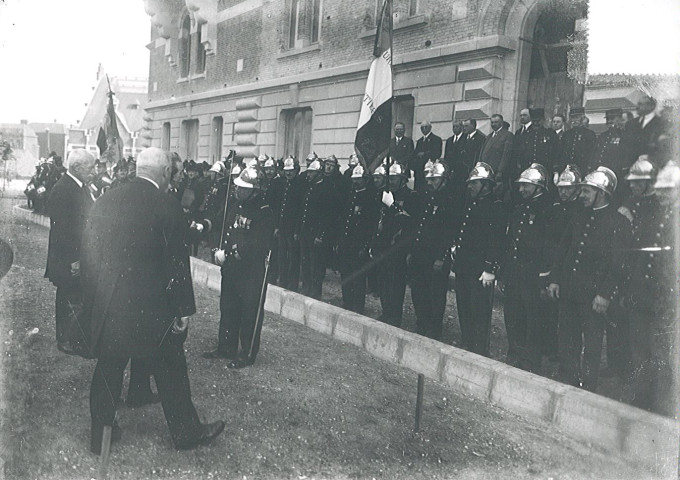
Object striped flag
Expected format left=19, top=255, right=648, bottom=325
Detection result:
left=97, top=76, right=123, bottom=167
left=355, top=0, right=393, bottom=172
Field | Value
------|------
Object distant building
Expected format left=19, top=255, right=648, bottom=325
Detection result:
left=29, top=122, right=67, bottom=160
left=69, top=72, right=150, bottom=159
left=0, top=121, right=40, bottom=177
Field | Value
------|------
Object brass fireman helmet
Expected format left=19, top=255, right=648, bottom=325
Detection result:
left=388, top=162, right=407, bottom=177
left=555, top=164, right=582, bottom=186
left=351, top=165, right=366, bottom=178
left=230, top=163, right=243, bottom=176
left=306, top=152, right=318, bottom=164
left=425, top=161, right=447, bottom=178
left=625, top=155, right=656, bottom=181
left=263, top=158, right=276, bottom=168
left=307, top=159, right=322, bottom=171
left=582, top=166, right=618, bottom=196
left=654, top=161, right=680, bottom=190
left=257, top=153, right=269, bottom=164
left=234, top=166, right=263, bottom=189
left=516, top=163, right=548, bottom=189
left=467, top=162, right=495, bottom=183
left=282, top=156, right=297, bottom=171
left=373, top=165, right=387, bottom=176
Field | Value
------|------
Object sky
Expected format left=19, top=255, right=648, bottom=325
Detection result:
left=0, top=0, right=150, bottom=125
left=0, top=0, right=678, bottom=126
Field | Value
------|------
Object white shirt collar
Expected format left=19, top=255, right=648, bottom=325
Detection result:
left=468, top=130, right=476, bottom=138
left=641, top=112, right=656, bottom=128
left=423, top=132, right=431, bottom=139
left=66, top=171, right=83, bottom=188
left=137, top=175, right=160, bottom=190
left=524, top=121, right=532, bottom=129
left=555, top=129, right=563, bottom=135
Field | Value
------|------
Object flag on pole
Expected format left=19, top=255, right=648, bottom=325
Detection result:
left=97, top=76, right=123, bottom=167
left=355, top=0, right=393, bottom=172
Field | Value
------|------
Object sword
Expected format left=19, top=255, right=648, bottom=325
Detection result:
left=248, top=250, right=272, bottom=362
left=218, top=171, right=234, bottom=248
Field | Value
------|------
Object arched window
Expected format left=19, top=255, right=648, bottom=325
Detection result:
left=179, top=15, right=192, bottom=78
left=195, top=26, right=206, bottom=74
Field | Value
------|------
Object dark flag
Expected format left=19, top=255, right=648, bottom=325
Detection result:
left=98, top=76, right=123, bottom=167
left=355, top=0, right=393, bottom=172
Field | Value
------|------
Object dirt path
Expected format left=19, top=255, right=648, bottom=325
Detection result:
left=0, top=197, right=648, bottom=479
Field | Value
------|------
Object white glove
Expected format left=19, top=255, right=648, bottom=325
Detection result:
left=479, top=271, right=495, bottom=287
left=172, top=316, right=190, bottom=334
left=214, top=249, right=226, bottom=266
left=382, top=191, right=395, bottom=207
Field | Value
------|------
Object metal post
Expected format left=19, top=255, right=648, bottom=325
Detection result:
left=98, top=425, right=112, bottom=479
left=414, top=373, right=424, bottom=432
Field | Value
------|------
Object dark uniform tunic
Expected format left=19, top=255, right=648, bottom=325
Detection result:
left=216, top=194, right=274, bottom=362
left=556, top=126, right=596, bottom=174
left=623, top=195, right=676, bottom=416
left=409, top=186, right=459, bottom=340
left=297, top=176, right=336, bottom=299
left=543, top=199, right=583, bottom=357
left=500, top=192, right=552, bottom=371
left=452, top=193, right=505, bottom=356
left=337, top=184, right=379, bottom=314
left=550, top=204, right=631, bottom=392
left=590, top=126, right=640, bottom=202
left=373, top=185, right=418, bottom=327
left=513, top=124, right=558, bottom=175
left=268, top=174, right=304, bottom=291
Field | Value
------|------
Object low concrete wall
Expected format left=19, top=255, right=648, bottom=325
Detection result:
left=191, top=256, right=679, bottom=477
left=16, top=205, right=678, bottom=476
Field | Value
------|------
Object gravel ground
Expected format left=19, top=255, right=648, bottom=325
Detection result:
left=0, top=195, right=649, bottom=479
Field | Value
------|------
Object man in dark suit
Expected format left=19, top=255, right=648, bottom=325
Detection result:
left=81, top=147, right=224, bottom=454
left=512, top=108, right=557, bottom=176
left=389, top=122, right=414, bottom=168
left=462, top=118, right=486, bottom=169
left=556, top=107, right=596, bottom=175
left=45, top=149, right=96, bottom=353
left=634, top=95, right=666, bottom=165
left=443, top=120, right=467, bottom=178
left=411, top=121, right=443, bottom=191
left=479, top=114, right=514, bottom=194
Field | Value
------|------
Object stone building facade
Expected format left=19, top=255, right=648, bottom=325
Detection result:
left=143, top=0, right=592, bottom=163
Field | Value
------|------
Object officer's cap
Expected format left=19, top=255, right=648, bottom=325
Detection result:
left=625, top=155, right=656, bottom=181
left=516, top=163, right=548, bottom=189
left=467, top=162, right=495, bottom=183
left=582, top=166, right=618, bottom=196
left=556, top=164, right=582, bottom=187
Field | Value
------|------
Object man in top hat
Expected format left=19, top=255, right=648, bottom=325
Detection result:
left=411, top=121, right=443, bottom=192
left=499, top=163, right=553, bottom=372
left=452, top=162, right=505, bottom=356
left=555, top=107, right=596, bottom=175
left=547, top=167, right=632, bottom=392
